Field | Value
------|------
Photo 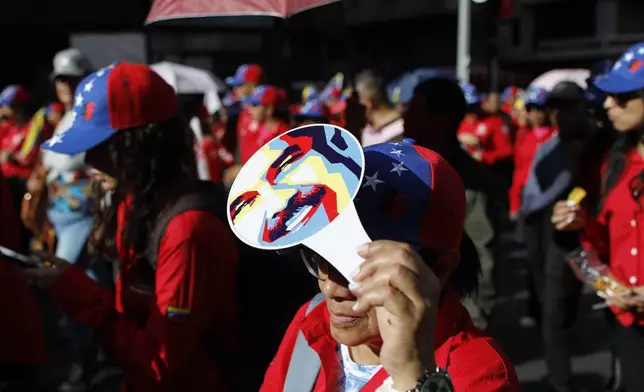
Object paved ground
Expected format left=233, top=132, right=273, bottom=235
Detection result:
left=39, top=229, right=613, bottom=392
left=488, top=231, right=612, bottom=392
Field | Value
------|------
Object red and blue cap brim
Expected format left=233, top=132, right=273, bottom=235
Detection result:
left=41, top=123, right=117, bottom=155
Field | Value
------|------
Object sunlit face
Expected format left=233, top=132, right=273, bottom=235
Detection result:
left=604, top=94, right=644, bottom=132
left=318, top=261, right=381, bottom=347
left=229, top=128, right=361, bottom=247
left=250, top=104, right=271, bottom=123
left=527, top=105, right=547, bottom=127
left=233, top=83, right=256, bottom=100
left=483, top=92, right=500, bottom=113
left=0, top=105, right=13, bottom=120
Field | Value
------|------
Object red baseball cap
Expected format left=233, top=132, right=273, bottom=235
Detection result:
left=248, top=85, right=282, bottom=107
left=41, top=61, right=178, bottom=155
left=0, top=85, right=31, bottom=106
left=226, top=64, right=263, bottom=87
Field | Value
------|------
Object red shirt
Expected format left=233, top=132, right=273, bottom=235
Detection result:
left=584, top=149, right=644, bottom=327
left=50, top=203, right=239, bottom=391
left=201, top=138, right=234, bottom=184
left=457, top=116, right=513, bottom=165
left=261, top=290, right=520, bottom=392
left=239, top=118, right=290, bottom=165
left=0, top=172, right=46, bottom=364
left=508, top=126, right=556, bottom=214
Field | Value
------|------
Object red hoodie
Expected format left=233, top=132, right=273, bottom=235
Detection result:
left=50, top=201, right=239, bottom=391
left=0, top=172, right=46, bottom=365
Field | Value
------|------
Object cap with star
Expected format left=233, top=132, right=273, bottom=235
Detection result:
left=525, top=86, right=548, bottom=107
left=355, top=138, right=465, bottom=251
left=248, top=85, right=283, bottom=107
left=0, top=85, right=31, bottom=106
left=226, top=64, right=263, bottom=87
left=41, top=61, right=178, bottom=156
left=295, top=99, right=330, bottom=121
left=594, top=42, right=644, bottom=94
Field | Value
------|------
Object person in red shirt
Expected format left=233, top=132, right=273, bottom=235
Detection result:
left=0, top=170, right=46, bottom=391
left=222, top=64, right=264, bottom=186
left=247, top=86, right=289, bottom=150
left=29, top=62, right=239, bottom=392
left=260, top=139, right=520, bottom=392
left=552, top=43, right=644, bottom=392
left=508, top=86, right=556, bottom=219
left=457, top=84, right=513, bottom=165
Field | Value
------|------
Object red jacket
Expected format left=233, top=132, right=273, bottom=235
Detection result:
left=0, top=172, right=46, bottom=364
left=584, top=148, right=644, bottom=327
left=50, top=205, right=239, bottom=391
left=457, top=116, right=513, bottom=165
left=508, top=126, right=557, bottom=215
left=261, top=290, right=520, bottom=392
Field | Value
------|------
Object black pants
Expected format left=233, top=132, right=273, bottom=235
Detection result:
left=523, top=207, right=583, bottom=392
left=612, top=322, right=644, bottom=392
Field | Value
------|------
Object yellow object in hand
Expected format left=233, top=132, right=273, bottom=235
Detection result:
left=567, top=187, right=587, bottom=206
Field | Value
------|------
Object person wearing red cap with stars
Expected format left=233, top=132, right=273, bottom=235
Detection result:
left=29, top=62, right=239, bottom=392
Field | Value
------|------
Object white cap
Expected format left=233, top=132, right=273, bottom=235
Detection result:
left=51, top=48, right=93, bottom=79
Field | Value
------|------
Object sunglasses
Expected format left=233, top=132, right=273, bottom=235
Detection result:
left=629, top=169, right=644, bottom=208
left=298, top=246, right=454, bottom=282
left=609, top=91, right=641, bottom=106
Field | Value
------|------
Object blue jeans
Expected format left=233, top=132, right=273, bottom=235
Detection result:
left=47, top=209, right=106, bottom=354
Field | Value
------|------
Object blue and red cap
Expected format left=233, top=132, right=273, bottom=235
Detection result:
left=501, top=86, right=519, bottom=103
left=355, top=138, right=465, bottom=251
left=594, top=43, right=644, bottom=94
left=41, top=61, right=178, bottom=156
left=295, top=99, right=330, bottom=120
left=585, top=59, right=613, bottom=106
left=320, top=73, right=344, bottom=102
left=226, top=64, right=263, bottom=87
left=460, top=83, right=481, bottom=105
left=248, top=85, right=282, bottom=107
left=301, top=85, right=319, bottom=102
left=45, top=102, right=65, bottom=117
left=525, top=86, right=548, bottom=107
left=0, top=85, right=31, bottom=106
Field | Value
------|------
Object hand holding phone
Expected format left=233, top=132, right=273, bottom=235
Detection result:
left=25, top=250, right=73, bottom=289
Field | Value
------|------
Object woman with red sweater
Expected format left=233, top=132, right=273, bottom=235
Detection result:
left=508, top=86, right=556, bottom=219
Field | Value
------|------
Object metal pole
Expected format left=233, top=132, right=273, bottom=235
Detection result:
left=457, top=0, right=471, bottom=83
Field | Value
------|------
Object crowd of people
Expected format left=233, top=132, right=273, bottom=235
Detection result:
left=0, top=41, right=643, bottom=392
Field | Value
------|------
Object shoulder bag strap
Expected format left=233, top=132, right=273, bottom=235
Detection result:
left=283, top=292, right=325, bottom=392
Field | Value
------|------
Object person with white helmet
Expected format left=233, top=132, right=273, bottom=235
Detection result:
left=31, top=48, right=109, bottom=391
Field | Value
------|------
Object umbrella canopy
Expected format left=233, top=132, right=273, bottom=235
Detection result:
left=529, top=69, right=590, bottom=91
left=146, top=0, right=340, bottom=24
left=150, top=61, right=225, bottom=114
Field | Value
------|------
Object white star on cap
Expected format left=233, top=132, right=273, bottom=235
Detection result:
left=614, top=61, right=622, bottom=70
left=390, top=162, right=408, bottom=176
left=47, top=133, right=64, bottom=147
left=390, top=148, right=404, bottom=157
left=362, top=172, right=385, bottom=191
left=638, top=47, right=644, bottom=55
left=96, top=68, right=106, bottom=77
left=624, top=52, right=635, bottom=62
left=390, top=141, right=402, bottom=146
left=83, top=79, right=95, bottom=92
left=74, top=93, right=83, bottom=107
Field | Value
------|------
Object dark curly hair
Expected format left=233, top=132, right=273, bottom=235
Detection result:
left=89, top=116, right=198, bottom=260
